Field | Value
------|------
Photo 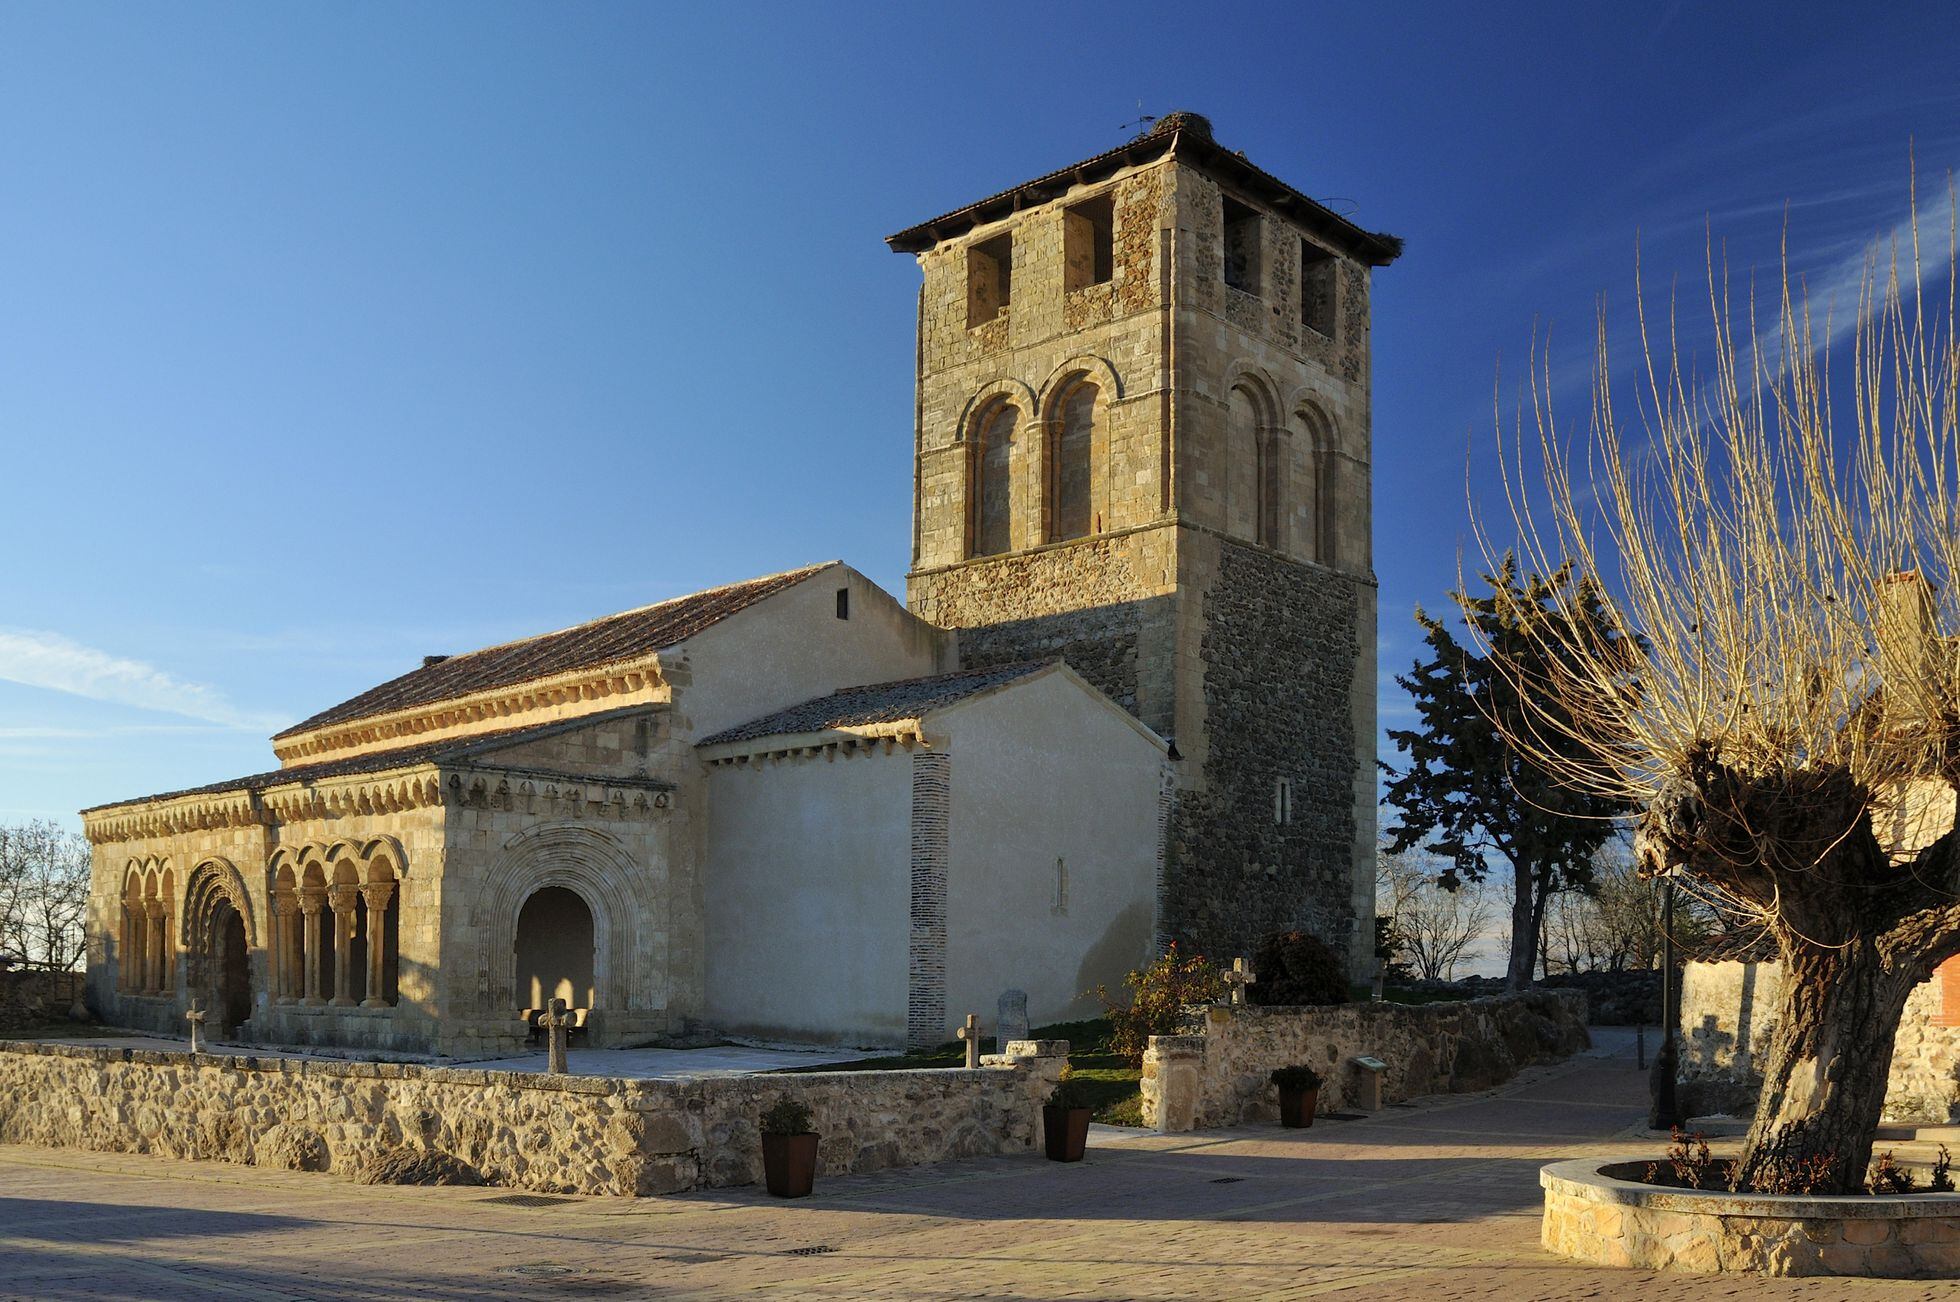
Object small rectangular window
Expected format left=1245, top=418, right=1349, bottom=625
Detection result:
left=1273, top=777, right=1293, bottom=825
left=1063, top=194, right=1114, bottom=291
left=835, top=587, right=850, bottom=620
left=1223, top=196, right=1261, bottom=296
left=966, top=233, right=1012, bottom=327
left=1301, top=240, right=1336, bottom=336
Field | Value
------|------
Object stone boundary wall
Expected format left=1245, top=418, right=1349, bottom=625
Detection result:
left=1141, top=990, right=1589, bottom=1131
left=1542, top=1158, right=1960, bottom=1277
left=0, top=1039, right=1068, bottom=1197
left=1681, top=960, right=1960, bottom=1123
left=0, top=968, right=82, bottom=1032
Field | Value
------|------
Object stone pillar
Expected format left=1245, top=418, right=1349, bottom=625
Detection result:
left=299, top=888, right=325, bottom=1006
left=327, top=885, right=359, bottom=1007
left=360, top=881, right=394, bottom=1009
left=1141, top=1034, right=1207, bottom=1134
left=141, top=900, right=166, bottom=995
left=156, top=898, right=173, bottom=992
left=981, top=1038, right=1071, bottom=1151
left=270, top=893, right=295, bottom=1003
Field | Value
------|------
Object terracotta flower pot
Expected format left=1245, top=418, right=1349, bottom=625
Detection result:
left=762, top=1131, right=819, bottom=1197
left=1278, top=1085, right=1319, bottom=1128
left=1043, top=1105, right=1091, bottom=1161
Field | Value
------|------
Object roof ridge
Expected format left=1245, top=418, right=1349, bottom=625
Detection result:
left=272, top=561, right=840, bottom=740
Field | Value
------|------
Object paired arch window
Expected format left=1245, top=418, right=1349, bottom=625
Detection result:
left=1049, top=378, right=1100, bottom=542
left=1225, top=384, right=1278, bottom=548
left=968, top=399, right=1018, bottom=558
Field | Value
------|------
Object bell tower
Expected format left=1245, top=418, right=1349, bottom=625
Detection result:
left=887, top=113, right=1401, bottom=973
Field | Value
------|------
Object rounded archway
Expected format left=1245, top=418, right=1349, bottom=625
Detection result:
left=515, top=886, right=596, bottom=1012
left=214, top=900, right=250, bottom=1034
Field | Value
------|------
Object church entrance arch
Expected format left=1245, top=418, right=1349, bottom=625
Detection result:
left=514, top=886, right=596, bottom=1013
left=180, top=858, right=257, bottom=1038
left=215, top=902, right=251, bottom=1034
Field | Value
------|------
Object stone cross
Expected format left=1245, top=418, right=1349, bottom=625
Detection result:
left=1226, top=957, right=1257, bottom=1007
left=542, top=997, right=572, bottom=1074
left=184, top=1000, right=206, bottom=1054
left=996, top=989, right=1029, bottom=1050
left=957, top=1013, right=982, bottom=1069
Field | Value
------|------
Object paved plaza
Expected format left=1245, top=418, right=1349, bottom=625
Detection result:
left=0, top=1030, right=1947, bottom=1299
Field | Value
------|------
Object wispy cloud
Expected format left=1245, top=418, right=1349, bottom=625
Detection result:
left=0, top=629, right=281, bottom=731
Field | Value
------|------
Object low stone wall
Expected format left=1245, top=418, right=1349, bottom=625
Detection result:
left=1681, top=960, right=1960, bottom=1123
left=0, top=1039, right=1068, bottom=1196
left=0, top=968, right=83, bottom=1032
left=1542, top=1158, right=1960, bottom=1277
left=1141, top=990, right=1589, bottom=1131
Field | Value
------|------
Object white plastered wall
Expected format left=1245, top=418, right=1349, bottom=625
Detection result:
left=669, top=564, right=951, bottom=740
left=701, top=747, right=913, bottom=1044
left=939, top=669, right=1165, bottom=1032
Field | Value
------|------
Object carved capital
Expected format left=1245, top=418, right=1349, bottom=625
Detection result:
left=360, top=880, right=396, bottom=912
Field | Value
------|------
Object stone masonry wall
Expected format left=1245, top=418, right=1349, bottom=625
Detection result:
left=1168, top=539, right=1362, bottom=960
left=1681, top=960, right=1960, bottom=1123
left=1141, top=990, right=1589, bottom=1131
left=0, top=1039, right=1068, bottom=1197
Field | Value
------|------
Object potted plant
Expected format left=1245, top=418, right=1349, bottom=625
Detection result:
left=760, top=1097, right=819, bottom=1197
left=1043, top=1065, right=1093, bottom=1162
left=1270, top=1064, right=1322, bottom=1128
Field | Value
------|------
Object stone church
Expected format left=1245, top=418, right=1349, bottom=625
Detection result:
left=82, top=112, right=1398, bottom=1056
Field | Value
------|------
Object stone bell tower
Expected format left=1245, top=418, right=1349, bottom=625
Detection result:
left=886, top=112, right=1401, bottom=974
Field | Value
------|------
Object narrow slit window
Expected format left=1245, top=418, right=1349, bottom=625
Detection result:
left=1301, top=240, right=1336, bottom=336
left=966, top=233, right=1013, bottom=327
left=835, top=587, right=850, bottom=620
left=1063, top=195, right=1114, bottom=291
left=1223, top=196, right=1261, bottom=295
left=1273, top=777, right=1293, bottom=825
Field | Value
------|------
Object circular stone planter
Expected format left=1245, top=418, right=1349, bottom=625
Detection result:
left=1541, top=1158, right=1960, bottom=1278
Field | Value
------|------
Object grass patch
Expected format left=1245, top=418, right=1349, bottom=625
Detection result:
left=777, top=1016, right=1146, bottom=1126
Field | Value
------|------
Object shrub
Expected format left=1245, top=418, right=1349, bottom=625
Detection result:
left=1092, top=942, right=1225, bottom=1064
left=1249, top=930, right=1350, bottom=1007
left=1048, top=1065, right=1093, bottom=1111
left=1269, top=1064, right=1323, bottom=1092
left=760, top=1097, right=815, bottom=1136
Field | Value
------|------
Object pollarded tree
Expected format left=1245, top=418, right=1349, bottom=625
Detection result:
left=1382, top=560, right=1635, bottom=990
left=1480, top=189, right=1960, bottom=1193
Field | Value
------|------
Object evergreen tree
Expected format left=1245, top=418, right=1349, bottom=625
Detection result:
left=1381, top=557, right=1634, bottom=990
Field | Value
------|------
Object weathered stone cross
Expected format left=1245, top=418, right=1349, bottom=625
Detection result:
left=542, top=997, right=572, bottom=1074
left=957, top=1012, right=982, bottom=1069
left=1226, top=957, right=1257, bottom=1007
left=184, top=1000, right=206, bottom=1053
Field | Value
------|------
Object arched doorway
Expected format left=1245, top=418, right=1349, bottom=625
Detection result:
left=215, top=902, right=251, bottom=1035
left=514, top=886, right=596, bottom=1013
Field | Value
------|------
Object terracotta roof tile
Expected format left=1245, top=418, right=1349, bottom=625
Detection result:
left=698, top=662, right=1051, bottom=747
left=84, top=709, right=670, bottom=815
left=277, top=563, right=833, bottom=739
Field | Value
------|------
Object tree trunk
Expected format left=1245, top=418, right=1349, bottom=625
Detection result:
left=1733, top=938, right=1918, bottom=1194
left=1505, top=865, right=1537, bottom=991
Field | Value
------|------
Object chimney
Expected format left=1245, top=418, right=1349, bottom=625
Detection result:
left=1878, top=571, right=1938, bottom=727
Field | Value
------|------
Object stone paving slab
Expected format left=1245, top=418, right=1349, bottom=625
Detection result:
left=0, top=1029, right=1947, bottom=1298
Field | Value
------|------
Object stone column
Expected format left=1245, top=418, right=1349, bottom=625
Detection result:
left=360, top=881, right=395, bottom=1008
left=299, top=888, right=325, bottom=1006
left=327, top=885, right=358, bottom=1007
left=269, top=893, right=294, bottom=1003
left=157, top=898, right=173, bottom=992
left=141, top=900, right=166, bottom=995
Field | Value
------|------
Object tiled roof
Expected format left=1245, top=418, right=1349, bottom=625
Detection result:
left=698, top=662, right=1051, bottom=747
left=276, top=563, right=833, bottom=739
left=83, top=709, right=670, bottom=814
left=885, top=112, right=1402, bottom=265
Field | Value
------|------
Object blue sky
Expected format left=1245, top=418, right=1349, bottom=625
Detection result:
left=4, top=3, right=1958, bottom=825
